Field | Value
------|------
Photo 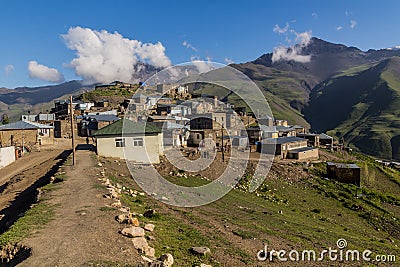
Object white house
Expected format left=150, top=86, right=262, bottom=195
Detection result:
left=93, top=119, right=163, bottom=164
left=0, top=146, right=16, bottom=168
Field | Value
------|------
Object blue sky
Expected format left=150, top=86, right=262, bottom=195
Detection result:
left=1, top=0, right=399, bottom=88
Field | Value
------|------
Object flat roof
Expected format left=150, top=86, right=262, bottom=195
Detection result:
left=261, top=136, right=306, bottom=145
left=289, top=147, right=318, bottom=153
left=327, top=162, right=360, bottom=169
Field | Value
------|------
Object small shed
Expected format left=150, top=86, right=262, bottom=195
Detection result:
left=326, top=162, right=361, bottom=186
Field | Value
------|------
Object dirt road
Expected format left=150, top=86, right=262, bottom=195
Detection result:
left=0, top=148, right=66, bottom=186
left=20, top=147, right=141, bottom=266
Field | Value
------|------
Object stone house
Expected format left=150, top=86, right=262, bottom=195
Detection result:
left=77, top=114, right=120, bottom=137
left=257, top=136, right=318, bottom=160
left=319, top=133, right=334, bottom=148
left=0, top=120, right=54, bottom=147
left=297, top=133, right=320, bottom=147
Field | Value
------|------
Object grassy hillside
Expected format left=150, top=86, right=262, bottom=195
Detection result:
left=305, top=57, right=400, bottom=159
left=0, top=81, right=91, bottom=122
left=99, top=150, right=400, bottom=266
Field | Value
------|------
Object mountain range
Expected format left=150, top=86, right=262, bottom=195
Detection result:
left=231, top=37, right=400, bottom=159
left=2, top=37, right=400, bottom=159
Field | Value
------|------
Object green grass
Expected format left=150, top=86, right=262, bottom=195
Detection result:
left=117, top=192, right=221, bottom=266
left=0, top=155, right=69, bottom=249
left=0, top=202, right=58, bottom=247
left=103, top=150, right=400, bottom=265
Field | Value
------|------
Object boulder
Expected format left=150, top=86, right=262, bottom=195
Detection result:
left=132, top=237, right=149, bottom=253
left=121, top=226, right=145, bottom=238
left=144, top=223, right=155, bottom=232
left=190, top=247, right=211, bottom=256
left=159, top=253, right=174, bottom=267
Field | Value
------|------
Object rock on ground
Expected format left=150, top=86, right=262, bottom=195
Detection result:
left=190, top=246, right=211, bottom=256
left=144, top=223, right=155, bottom=232
left=159, top=253, right=174, bottom=267
left=121, top=226, right=145, bottom=238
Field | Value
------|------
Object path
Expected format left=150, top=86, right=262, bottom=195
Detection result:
left=20, top=148, right=141, bottom=266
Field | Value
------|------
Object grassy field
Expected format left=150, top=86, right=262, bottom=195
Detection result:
left=102, top=150, right=400, bottom=266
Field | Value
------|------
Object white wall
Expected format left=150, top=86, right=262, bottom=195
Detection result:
left=0, top=146, right=16, bottom=168
left=96, top=134, right=163, bottom=164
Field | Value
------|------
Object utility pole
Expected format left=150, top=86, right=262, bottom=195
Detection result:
left=22, top=130, right=24, bottom=155
left=70, top=96, right=76, bottom=165
left=221, top=123, right=224, bottom=162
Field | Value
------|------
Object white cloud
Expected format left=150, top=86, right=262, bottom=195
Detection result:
left=295, top=31, right=312, bottom=46
left=182, top=40, right=198, bottom=52
left=28, top=61, right=65, bottom=83
left=224, top=58, right=234, bottom=65
left=273, top=23, right=289, bottom=34
left=350, top=20, right=357, bottom=29
left=190, top=56, right=214, bottom=74
left=62, top=26, right=171, bottom=84
left=4, top=64, right=14, bottom=75
left=272, top=30, right=312, bottom=63
left=336, top=26, right=343, bottom=31
left=312, top=12, right=318, bottom=19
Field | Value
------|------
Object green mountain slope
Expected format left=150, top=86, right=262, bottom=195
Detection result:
left=305, top=57, right=400, bottom=159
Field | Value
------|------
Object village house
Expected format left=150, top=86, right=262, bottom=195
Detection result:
left=258, top=116, right=274, bottom=127
left=274, top=119, right=288, bottom=127
left=95, top=99, right=110, bottom=108
left=319, top=133, right=334, bottom=148
left=257, top=136, right=319, bottom=160
left=93, top=119, right=163, bottom=164
left=0, top=120, right=54, bottom=147
left=157, top=84, right=177, bottom=95
left=181, top=100, right=214, bottom=114
left=297, top=133, right=320, bottom=147
left=21, top=113, right=55, bottom=124
left=52, top=99, right=93, bottom=118
left=276, top=126, right=298, bottom=137
left=132, top=94, right=148, bottom=104
left=76, top=114, right=120, bottom=137
left=244, top=125, right=279, bottom=144
left=326, top=162, right=361, bottom=186
left=151, top=121, right=189, bottom=147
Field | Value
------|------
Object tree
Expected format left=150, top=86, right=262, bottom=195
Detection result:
left=2, top=114, right=9, bottom=125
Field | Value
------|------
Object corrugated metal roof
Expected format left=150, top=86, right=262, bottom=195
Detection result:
left=0, top=120, right=53, bottom=130
left=319, top=133, right=333, bottom=140
left=77, top=115, right=120, bottom=122
left=92, top=119, right=161, bottom=137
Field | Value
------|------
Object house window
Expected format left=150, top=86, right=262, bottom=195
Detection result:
left=133, top=137, right=143, bottom=146
left=115, top=138, right=125, bottom=147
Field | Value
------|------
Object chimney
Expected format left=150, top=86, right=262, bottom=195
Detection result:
left=214, top=96, right=218, bottom=108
